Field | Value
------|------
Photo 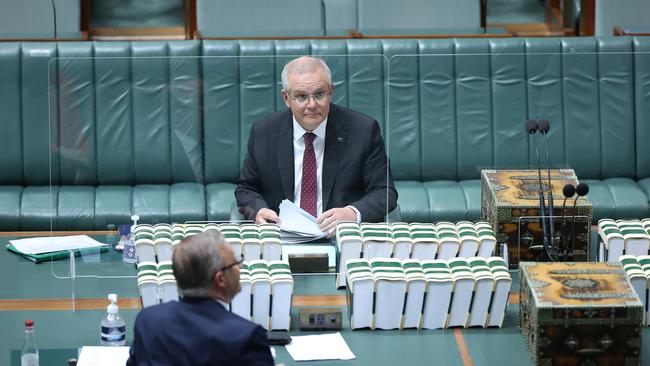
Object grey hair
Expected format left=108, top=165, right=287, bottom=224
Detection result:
left=281, top=56, right=332, bottom=92
left=172, top=229, right=227, bottom=298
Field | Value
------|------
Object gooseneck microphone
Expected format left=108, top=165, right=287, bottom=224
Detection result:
left=568, top=182, right=589, bottom=261
left=537, top=120, right=555, bottom=250
left=558, top=184, right=576, bottom=261
left=525, top=119, right=549, bottom=253
left=50, top=0, right=57, bottom=39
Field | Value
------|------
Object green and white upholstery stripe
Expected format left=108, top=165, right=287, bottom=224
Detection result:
left=421, top=260, right=452, bottom=282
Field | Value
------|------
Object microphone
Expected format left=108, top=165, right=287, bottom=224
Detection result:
left=50, top=0, right=58, bottom=39
left=525, top=119, right=549, bottom=255
left=558, top=184, right=576, bottom=261
left=568, top=182, right=589, bottom=261
left=537, top=120, right=555, bottom=252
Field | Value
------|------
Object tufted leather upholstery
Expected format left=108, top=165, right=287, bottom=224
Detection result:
left=1, top=37, right=649, bottom=230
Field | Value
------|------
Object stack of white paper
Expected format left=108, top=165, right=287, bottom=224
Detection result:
left=77, top=346, right=130, bottom=366
left=9, top=235, right=107, bottom=255
left=279, top=200, right=326, bottom=243
left=285, top=332, right=356, bottom=361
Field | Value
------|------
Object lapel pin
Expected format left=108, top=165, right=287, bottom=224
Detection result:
left=337, top=137, right=344, bottom=143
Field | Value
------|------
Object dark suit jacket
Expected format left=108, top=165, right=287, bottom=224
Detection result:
left=235, top=103, right=397, bottom=223
left=126, top=297, right=274, bottom=366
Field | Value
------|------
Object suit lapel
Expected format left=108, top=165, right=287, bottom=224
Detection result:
left=276, top=114, right=295, bottom=200
left=322, top=106, right=344, bottom=210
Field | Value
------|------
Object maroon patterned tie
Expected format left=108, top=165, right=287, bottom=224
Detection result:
left=300, top=132, right=317, bottom=217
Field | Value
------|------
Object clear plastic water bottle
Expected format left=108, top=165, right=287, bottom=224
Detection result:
left=100, top=294, right=126, bottom=346
left=21, top=320, right=39, bottom=366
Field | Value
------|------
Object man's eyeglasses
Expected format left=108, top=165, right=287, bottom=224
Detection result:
left=287, top=91, right=330, bottom=104
left=217, top=259, right=243, bottom=273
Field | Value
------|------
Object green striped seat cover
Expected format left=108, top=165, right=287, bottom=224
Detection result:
left=241, top=232, right=261, bottom=240
left=438, top=231, right=460, bottom=239
left=261, top=231, right=282, bottom=240
left=469, top=258, right=489, bottom=269
left=459, top=230, right=479, bottom=239
left=134, top=225, right=154, bottom=233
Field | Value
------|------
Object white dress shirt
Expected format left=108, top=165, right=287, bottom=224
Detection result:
left=291, top=116, right=361, bottom=223
left=293, top=116, right=327, bottom=216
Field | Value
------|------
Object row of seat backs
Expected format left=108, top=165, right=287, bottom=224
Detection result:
left=91, top=0, right=184, bottom=28
left=1, top=37, right=650, bottom=187
left=196, top=0, right=480, bottom=37
left=0, top=0, right=81, bottom=39
left=595, top=0, right=650, bottom=36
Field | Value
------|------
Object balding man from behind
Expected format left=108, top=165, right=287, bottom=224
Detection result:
left=126, top=230, right=274, bottom=366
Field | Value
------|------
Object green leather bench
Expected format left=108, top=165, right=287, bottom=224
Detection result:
left=1, top=37, right=649, bottom=230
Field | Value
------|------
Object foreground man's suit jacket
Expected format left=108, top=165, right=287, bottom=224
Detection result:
left=236, top=103, right=398, bottom=222
left=126, top=297, right=273, bottom=366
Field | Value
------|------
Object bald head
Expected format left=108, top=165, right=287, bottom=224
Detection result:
left=281, top=56, right=332, bottom=92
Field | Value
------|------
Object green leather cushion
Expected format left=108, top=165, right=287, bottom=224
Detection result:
left=21, top=186, right=58, bottom=230
left=0, top=186, right=22, bottom=230
left=581, top=178, right=649, bottom=221
left=206, top=183, right=238, bottom=222
left=95, top=186, right=133, bottom=230
left=394, top=181, right=430, bottom=222
left=425, top=180, right=468, bottom=222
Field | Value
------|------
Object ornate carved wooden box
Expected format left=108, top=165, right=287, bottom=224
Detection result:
left=481, top=169, right=592, bottom=268
left=520, top=262, right=643, bottom=366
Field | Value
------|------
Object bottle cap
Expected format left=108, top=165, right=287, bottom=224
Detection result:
left=107, top=294, right=119, bottom=314
left=25, top=320, right=34, bottom=327
left=129, top=215, right=140, bottom=233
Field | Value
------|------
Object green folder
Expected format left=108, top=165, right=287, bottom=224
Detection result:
left=6, top=244, right=109, bottom=263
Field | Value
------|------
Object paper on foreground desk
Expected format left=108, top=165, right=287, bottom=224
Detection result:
left=285, top=332, right=356, bottom=361
left=6, top=235, right=109, bottom=263
left=8, top=236, right=107, bottom=255
left=76, top=346, right=129, bottom=366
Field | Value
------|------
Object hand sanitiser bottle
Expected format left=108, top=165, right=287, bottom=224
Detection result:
left=21, top=320, right=39, bottom=366
left=101, top=294, right=126, bottom=346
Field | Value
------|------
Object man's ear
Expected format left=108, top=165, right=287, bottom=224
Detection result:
left=281, top=89, right=291, bottom=108
left=213, top=270, right=226, bottom=288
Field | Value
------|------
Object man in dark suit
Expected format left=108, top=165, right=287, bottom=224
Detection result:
left=236, top=56, right=397, bottom=233
left=126, top=230, right=274, bottom=366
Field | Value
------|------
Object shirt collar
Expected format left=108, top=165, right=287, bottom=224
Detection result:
left=293, top=115, right=328, bottom=141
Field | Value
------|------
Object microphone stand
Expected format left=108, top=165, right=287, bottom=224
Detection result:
left=527, top=121, right=550, bottom=257
left=558, top=184, right=575, bottom=262
left=539, top=121, right=555, bottom=255
left=568, top=183, right=589, bottom=261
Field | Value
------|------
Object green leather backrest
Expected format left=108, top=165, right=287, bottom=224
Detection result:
left=0, top=0, right=54, bottom=37
left=322, top=0, right=357, bottom=35
left=357, top=0, right=480, bottom=31
left=0, top=0, right=80, bottom=38
left=197, top=0, right=325, bottom=37
left=1, top=37, right=649, bottom=189
left=90, top=0, right=183, bottom=28
left=595, top=0, right=650, bottom=36
left=635, top=38, right=650, bottom=178
left=0, top=41, right=204, bottom=186
left=383, top=37, right=641, bottom=181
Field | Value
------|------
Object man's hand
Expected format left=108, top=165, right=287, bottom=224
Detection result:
left=317, top=207, right=357, bottom=237
left=255, top=208, right=280, bottom=224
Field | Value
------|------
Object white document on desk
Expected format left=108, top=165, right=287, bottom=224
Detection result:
left=279, top=199, right=326, bottom=243
left=8, top=235, right=107, bottom=255
left=76, top=346, right=130, bottom=366
left=285, top=332, right=356, bottom=361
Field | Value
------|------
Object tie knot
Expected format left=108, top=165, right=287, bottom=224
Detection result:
left=303, top=132, right=316, bottom=145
